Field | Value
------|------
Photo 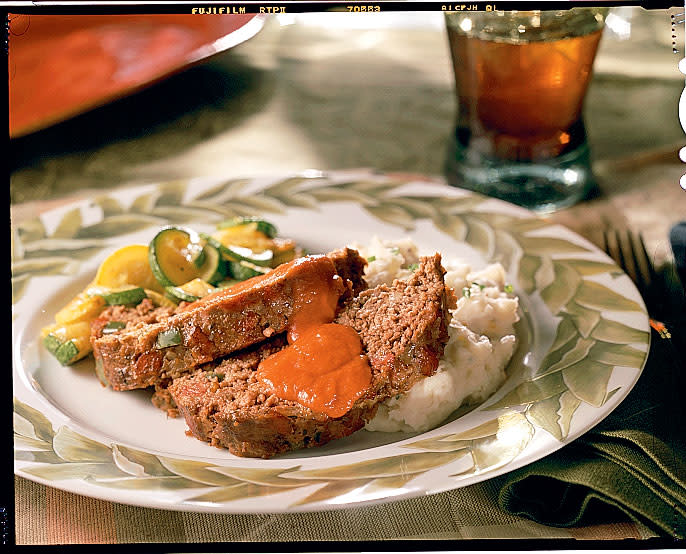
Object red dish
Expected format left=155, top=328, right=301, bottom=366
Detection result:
left=8, top=14, right=265, bottom=138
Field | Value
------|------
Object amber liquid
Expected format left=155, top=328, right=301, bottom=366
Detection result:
left=448, top=28, right=603, bottom=162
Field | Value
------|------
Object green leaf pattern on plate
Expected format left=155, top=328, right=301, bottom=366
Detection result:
left=12, top=397, right=522, bottom=507
left=51, top=207, right=83, bottom=239
left=12, top=173, right=649, bottom=506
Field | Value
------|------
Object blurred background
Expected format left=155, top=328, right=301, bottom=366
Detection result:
left=9, top=8, right=685, bottom=263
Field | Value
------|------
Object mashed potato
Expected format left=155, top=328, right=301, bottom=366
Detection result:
left=350, top=237, right=519, bottom=433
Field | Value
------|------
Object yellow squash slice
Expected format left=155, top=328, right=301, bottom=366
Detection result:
left=94, top=244, right=165, bottom=293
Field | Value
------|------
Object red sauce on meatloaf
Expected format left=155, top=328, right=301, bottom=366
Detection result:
left=191, top=254, right=372, bottom=418
left=257, top=323, right=371, bottom=418
left=286, top=256, right=342, bottom=343
left=190, top=255, right=340, bottom=305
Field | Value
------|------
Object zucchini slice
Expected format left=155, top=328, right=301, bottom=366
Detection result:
left=100, top=287, right=147, bottom=306
left=270, top=238, right=299, bottom=267
left=149, top=227, right=225, bottom=287
left=143, top=289, right=178, bottom=308
left=165, top=286, right=200, bottom=303
left=178, top=278, right=218, bottom=298
left=196, top=243, right=225, bottom=284
left=192, top=246, right=206, bottom=269
left=228, top=260, right=271, bottom=281
left=225, top=244, right=273, bottom=267
left=55, top=341, right=80, bottom=365
left=149, top=227, right=201, bottom=287
left=165, top=278, right=218, bottom=304
left=42, top=321, right=92, bottom=365
left=43, top=334, right=62, bottom=355
left=217, top=217, right=278, bottom=239
left=201, top=233, right=274, bottom=268
left=212, top=226, right=273, bottom=254
left=102, top=321, right=127, bottom=335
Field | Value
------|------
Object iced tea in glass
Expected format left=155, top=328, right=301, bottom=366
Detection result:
left=445, top=9, right=607, bottom=212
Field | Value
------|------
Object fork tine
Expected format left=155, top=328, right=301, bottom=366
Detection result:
left=614, top=229, right=635, bottom=284
left=625, top=230, right=650, bottom=301
left=602, top=228, right=612, bottom=261
left=634, top=232, right=657, bottom=285
left=603, top=228, right=622, bottom=270
left=633, top=231, right=666, bottom=316
left=604, top=228, right=653, bottom=305
left=603, top=228, right=672, bottom=327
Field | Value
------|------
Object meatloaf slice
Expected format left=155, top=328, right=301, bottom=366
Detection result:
left=335, top=253, right=452, bottom=397
left=168, top=254, right=450, bottom=458
left=92, top=250, right=367, bottom=392
left=328, top=247, right=368, bottom=299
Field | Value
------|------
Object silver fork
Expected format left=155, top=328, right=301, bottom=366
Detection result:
left=602, top=229, right=672, bottom=338
left=602, top=228, right=686, bottom=413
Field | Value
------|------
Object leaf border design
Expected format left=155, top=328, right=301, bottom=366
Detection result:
left=13, top=170, right=650, bottom=510
left=13, top=397, right=534, bottom=509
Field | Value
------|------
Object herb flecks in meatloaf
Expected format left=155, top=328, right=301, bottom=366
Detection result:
left=90, top=298, right=177, bottom=340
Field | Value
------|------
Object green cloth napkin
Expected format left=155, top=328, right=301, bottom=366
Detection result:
left=498, top=326, right=686, bottom=538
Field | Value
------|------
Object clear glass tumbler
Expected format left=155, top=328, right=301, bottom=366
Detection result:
left=444, top=9, right=607, bottom=212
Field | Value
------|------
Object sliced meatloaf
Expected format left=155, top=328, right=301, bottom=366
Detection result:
left=147, top=247, right=368, bottom=418
left=168, top=254, right=451, bottom=458
left=329, top=247, right=368, bottom=299
left=91, top=298, right=183, bottom=414
left=335, top=253, right=452, bottom=397
left=91, top=249, right=367, bottom=392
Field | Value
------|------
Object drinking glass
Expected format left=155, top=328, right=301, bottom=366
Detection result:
left=444, top=9, right=608, bottom=212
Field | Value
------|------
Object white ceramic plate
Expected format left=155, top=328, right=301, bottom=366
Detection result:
left=13, top=169, right=650, bottom=513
